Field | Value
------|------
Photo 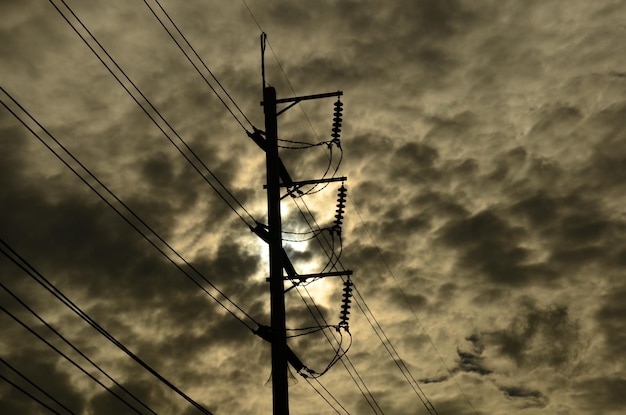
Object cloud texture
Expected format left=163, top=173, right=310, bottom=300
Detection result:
left=1, top=0, right=625, bottom=414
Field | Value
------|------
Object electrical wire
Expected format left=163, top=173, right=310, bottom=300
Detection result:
left=291, top=196, right=439, bottom=414
left=0, top=358, right=77, bottom=415
left=143, top=0, right=254, bottom=131
left=48, top=0, right=257, bottom=229
left=281, top=231, right=382, bottom=414
left=241, top=1, right=342, bottom=194
left=0, top=304, right=146, bottom=415
left=351, top=200, right=480, bottom=415
left=31, top=1, right=460, bottom=412
left=0, top=372, right=65, bottom=415
left=285, top=325, right=335, bottom=339
left=1, top=89, right=258, bottom=414
left=305, top=377, right=351, bottom=415
left=278, top=138, right=336, bottom=149
left=0, top=283, right=157, bottom=415
left=255, top=9, right=478, bottom=405
left=0, top=238, right=213, bottom=415
left=351, top=283, right=439, bottom=415
left=0, top=86, right=258, bottom=332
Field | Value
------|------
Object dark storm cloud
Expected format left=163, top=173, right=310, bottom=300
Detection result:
left=595, top=287, right=626, bottom=363
left=486, top=299, right=580, bottom=369
left=575, top=376, right=626, bottom=412
left=510, top=190, right=626, bottom=273
left=390, top=141, right=440, bottom=183
left=420, top=332, right=490, bottom=384
left=409, top=190, right=469, bottom=220
left=385, top=287, right=428, bottom=311
left=527, top=105, right=583, bottom=139
left=437, top=209, right=554, bottom=286
left=456, top=333, right=491, bottom=376
left=499, top=385, right=549, bottom=409
left=582, top=102, right=626, bottom=189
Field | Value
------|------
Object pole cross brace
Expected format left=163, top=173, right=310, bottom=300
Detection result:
left=261, top=91, right=343, bottom=116
left=265, top=270, right=353, bottom=283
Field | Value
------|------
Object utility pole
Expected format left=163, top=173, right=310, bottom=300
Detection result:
left=263, top=84, right=289, bottom=415
left=252, top=33, right=352, bottom=415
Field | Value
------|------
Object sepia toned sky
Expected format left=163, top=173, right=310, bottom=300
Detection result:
left=1, top=1, right=625, bottom=414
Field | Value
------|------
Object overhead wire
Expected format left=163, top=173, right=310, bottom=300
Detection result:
left=297, top=183, right=438, bottom=411
left=0, top=87, right=257, bottom=332
left=291, top=191, right=440, bottom=411
left=0, top=88, right=259, bottom=415
left=143, top=0, right=254, bottom=131
left=351, top=283, right=439, bottom=415
left=238, top=4, right=386, bottom=412
left=245, top=13, right=447, bottom=408
left=0, top=237, right=213, bottom=415
left=170, top=0, right=476, bottom=410
left=0, top=372, right=66, bottom=415
left=246, top=0, right=478, bottom=406
left=351, top=201, right=481, bottom=415
left=0, top=357, right=77, bottom=415
left=277, top=210, right=379, bottom=412
left=305, top=377, right=351, bottom=415
left=48, top=0, right=257, bottom=229
left=295, top=196, right=440, bottom=414
left=286, top=206, right=383, bottom=414
left=242, top=1, right=342, bottom=196
left=23, top=0, right=468, bottom=412
left=0, top=282, right=157, bottom=415
left=0, top=304, right=146, bottom=415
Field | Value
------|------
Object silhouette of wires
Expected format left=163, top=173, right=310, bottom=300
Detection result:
left=0, top=371, right=67, bottom=415
left=0, top=358, right=78, bottom=415
left=143, top=0, right=254, bottom=132
left=0, top=282, right=157, bottom=415
left=48, top=0, right=257, bottom=229
left=0, top=87, right=258, bottom=332
left=0, top=237, right=214, bottom=415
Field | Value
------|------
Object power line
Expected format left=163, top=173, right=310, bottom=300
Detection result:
left=0, top=238, right=213, bottom=415
left=0, top=304, right=147, bottom=415
left=351, top=283, right=439, bottom=415
left=240, top=1, right=328, bottom=150
left=304, top=377, right=351, bottom=415
left=143, top=0, right=254, bottom=131
left=292, top=196, right=440, bottom=414
left=0, top=87, right=256, bottom=412
left=0, top=372, right=66, bottom=415
left=0, top=358, right=77, bottom=415
left=232, top=13, right=452, bottom=410
left=241, top=0, right=264, bottom=34
left=286, top=207, right=383, bottom=414
left=0, top=86, right=258, bottom=331
left=0, top=282, right=157, bottom=415
left=350, top=200, right=481, bottom=415
left=48, top=0, right=257, bottom=229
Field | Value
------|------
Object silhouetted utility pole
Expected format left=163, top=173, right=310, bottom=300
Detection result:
left=251, top=33, right=351, bottom=415
left=263, top=83, right=290, bottom=415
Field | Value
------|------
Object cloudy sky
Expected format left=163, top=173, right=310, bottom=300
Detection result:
left=1, top=0, right=625, bottom=414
